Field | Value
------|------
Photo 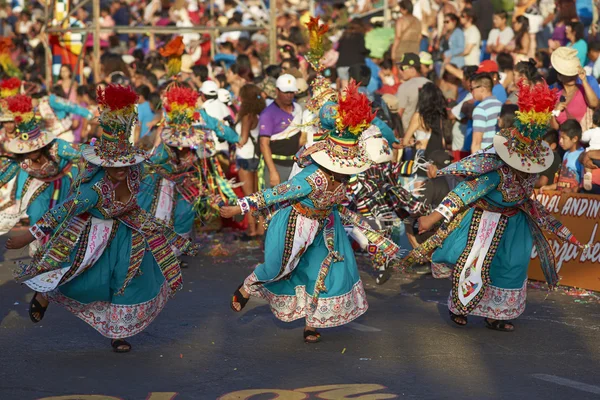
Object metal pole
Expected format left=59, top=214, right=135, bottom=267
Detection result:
left=269, top=0, right=277, bottom=65
left=93, top=0, right=100, bottom=84
left=384, top=0, right=391, bottom=28
left=211, top=28, right=217, bottom=59
left=43, top=0, right=52, bottom=88
left=309, top=0, right=315, bottom=16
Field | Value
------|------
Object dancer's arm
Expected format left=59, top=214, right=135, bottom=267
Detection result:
left=6, top=183, right=99, bottom=249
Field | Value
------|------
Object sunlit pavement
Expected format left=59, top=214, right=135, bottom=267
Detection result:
left=1, top=230, right=599, bottom=400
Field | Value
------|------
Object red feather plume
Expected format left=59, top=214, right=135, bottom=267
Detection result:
left=6, top=94, right=32, bottom=114
left=97, top=84, right=138, bottom=111
left=165, top=86, right=199, bottom=110
left=517, top=79, right=559, bottom=113
left=0, top=77, right=21, bottom=90
left=338, top=80, right=375, bottom=129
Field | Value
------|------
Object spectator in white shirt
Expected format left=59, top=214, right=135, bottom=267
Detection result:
left=460, top=8, right=481, bottom=66
left=200, top=80, right=234, bottom=154
left=486, top=11, right=514, bottom=61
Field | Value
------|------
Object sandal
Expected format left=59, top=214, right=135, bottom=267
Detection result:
left=230, top=284, right=250, bottom=312
left=375, top=269, right=391, bottom=285
left=485, top=318, right=514, bottom=332
left=180, top=260, right=189, bottom=269
left=449, top=311, right=468, bottom=326
left=111, top=339, right=132, bottom=353
left=29, top=292, right=48, bottom=323
left=304, top=329, right=321, bottom=344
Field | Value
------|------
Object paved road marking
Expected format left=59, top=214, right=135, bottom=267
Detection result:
left=532, top=374, right=600, bottom=395
left=348, top=322, right=382, bottom=332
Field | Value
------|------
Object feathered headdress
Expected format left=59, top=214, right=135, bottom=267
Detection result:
left=304, top=17, right=337, bottom=116
left=4, top=94, right=58, bottom=154
left=161, top=85, right=201, bottom=148
left=159, top=36, right=186, bottom=77
left=494, top=80, right=559, bottom=173
left=335, top=80, right=376, bottom=137
left=0, top=77, right=21, bottom=98
left=0, top=38, right=22, bottom=79
left=82, top=84, right=146, bottom=166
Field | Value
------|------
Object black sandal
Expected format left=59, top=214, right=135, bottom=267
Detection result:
left=485, top=318, right=514, bottom=332
left=449, top=311, right=468, bottom=326
left=304, top=329, right=321, bottom=344
left=29, top=293, right=48, bottom=323
left=375, top=269, right=391, bottom=285
left=111, top=339, right=132, bottom=353
left=230, top=284, right=250, bottom=312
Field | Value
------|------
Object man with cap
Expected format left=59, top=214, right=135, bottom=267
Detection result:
left=419, top=51, right=435, bottom=81
left=257, top=74, right=303, bottom=188
left=476, top=60, right=507, bottom=103
left=395, top=52, right=430, bottom=133
left=470, top=73, right=502, bottom=153
left=200, top=80, right=235, bottom=154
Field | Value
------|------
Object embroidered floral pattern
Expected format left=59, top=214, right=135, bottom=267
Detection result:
left=244, top=272, right=369, bottom=328
left=46, top=282, right=171, bottom=339
left=497, top=165, right=536, bottom=203
left=448, top=281, right=527, bottom=319
left=306, top=169, right=347, bottom=209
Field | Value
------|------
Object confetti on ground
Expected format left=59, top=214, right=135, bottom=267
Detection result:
left=341, top=348, right=346, bottom=354
left=207, top=243, right=230, bottom=257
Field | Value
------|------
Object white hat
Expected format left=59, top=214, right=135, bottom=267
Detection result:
left=276, top=74, right=298, bottom=93
left=122, top=54, right=135, bottom=65
left=200, top=80, right=219, bottom=96
left=551, top=47, right=580, bottom=77
left=218, top=88, right=231, bottom=104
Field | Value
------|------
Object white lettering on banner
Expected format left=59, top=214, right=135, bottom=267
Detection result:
left=560, top=197, right=600, bottom=218
left=531, top=222, right=600, bottom=270
left=534, top=193, right=561, bottom=213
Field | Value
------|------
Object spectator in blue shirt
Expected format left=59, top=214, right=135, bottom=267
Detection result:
left=134, top=85, right=156, bottom=143
left=443, top=14, right=465, bottom=68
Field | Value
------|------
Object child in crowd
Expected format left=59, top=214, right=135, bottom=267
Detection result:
left=378, top=59, right=400, bottom=95
left=541, top=120, right=584, bottom=193
left=536, top=129, right=562, bottom=188
left=581, top=108, right=600, bottom=190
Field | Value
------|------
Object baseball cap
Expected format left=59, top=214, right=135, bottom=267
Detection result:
left=200, top=80, right=219, bottom=96
left=218, top=88, right=232, bottom=104
left=397, top=53, right=421, bottom=70
left=476, top=60, right=499, bottom=74
left=428, top=150, right=454, bottom=169
left=276, top=74, right=298, bottom=93
left=419, top=51, right=433, bottom=66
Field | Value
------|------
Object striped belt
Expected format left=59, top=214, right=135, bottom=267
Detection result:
left=474, top=199, right=519, bottom=217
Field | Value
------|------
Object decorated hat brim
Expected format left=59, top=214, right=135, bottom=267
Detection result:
left=6, top=132, right=56, bottom=154
left=82, top=146, right=147, bottom=167
left=493, top=135, right=554, bottom=174
left=310, top=150, right=372, bottom=174
left=160, top=128, right=201, bottom=148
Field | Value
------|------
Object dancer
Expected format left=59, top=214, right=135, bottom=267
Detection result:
left=402, top=81, right=584, bottom=331
left=0, top=94, right=80, bottom=254
left=138, top=85, right=202, bottom=258
left=6, top=85, right=197, bottom=353
left=220, top=84, right=400, bottom=343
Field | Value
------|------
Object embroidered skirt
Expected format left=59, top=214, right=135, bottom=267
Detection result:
left=25, top=219, right=171, bottom=339
left=431, top=207, right=532, bottom=319
left=243, top=206, right=368, bottom=328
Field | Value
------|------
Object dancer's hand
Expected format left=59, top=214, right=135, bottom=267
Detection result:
left=220, top=205, right=242, bottom=219
left=6, top=231, right=35, bottom=249
left=269, top=170, right=280, bottom=187
left=417, top=214, right=436, bottom=234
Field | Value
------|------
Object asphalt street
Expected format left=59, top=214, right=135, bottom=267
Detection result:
left=0, top=228, right=599, bottom=400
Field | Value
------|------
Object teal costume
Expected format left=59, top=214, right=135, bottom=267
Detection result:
left=0, top=139, right=79, bottom=242
left=18, top=165, right=197, bottom=339
left=138, top=144, right=198, bottom=236
left=239, top=163, right=399, bottom=328
left=403, top=149, right=583, bottom=320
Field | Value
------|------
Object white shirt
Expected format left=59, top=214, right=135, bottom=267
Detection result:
left=463, top=25, right=481, bottom=66
left=413, top=0, right=432, bottom=36
left=487, top=27, right=515, bottom=58
left=582, top=127, right=600, bottom=151
left=235, top=121, right=259, bottom=159
left=202, top=99, right=233, bottom=153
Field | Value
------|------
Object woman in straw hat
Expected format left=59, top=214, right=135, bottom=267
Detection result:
left=6, top=85, right=197, bottom=353
left=401, top=81, right=585, bottom=332
left=0, top=94, right=81, bottom=251
left=220, top=83, right=400, bottom=343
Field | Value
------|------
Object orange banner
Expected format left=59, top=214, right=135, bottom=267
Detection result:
left=529, top=191, right=600, bottom=291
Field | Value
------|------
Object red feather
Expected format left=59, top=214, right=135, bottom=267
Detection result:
left=338, top=80, right=375, bottom=129
left=517, top=79, right=558, bottom=113
left=165, top=86, right=198, bottom=107
left=0, top=77, right=21, bottom=90
left=97, top=84, right=138, bottom=111
left=6, top=94, right=32, bottom=114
